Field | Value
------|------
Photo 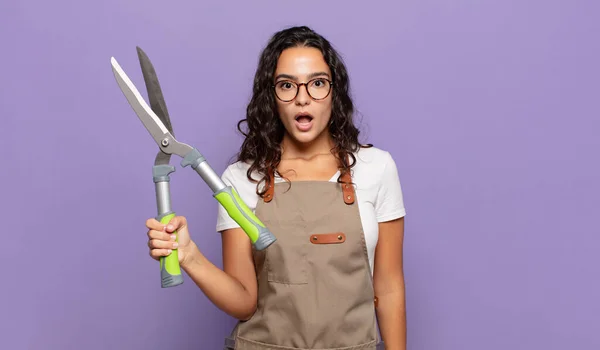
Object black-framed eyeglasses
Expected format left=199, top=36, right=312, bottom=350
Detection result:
left=273, top=78, right=333, bottom=102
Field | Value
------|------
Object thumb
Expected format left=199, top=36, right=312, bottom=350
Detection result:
left=166, top=215, right=187, bottom=233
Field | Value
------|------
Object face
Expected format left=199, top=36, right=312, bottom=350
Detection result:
left=273, top=46, right=333, bottom=146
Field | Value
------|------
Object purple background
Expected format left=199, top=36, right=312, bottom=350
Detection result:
left=2, top=1, right=599, bottom=349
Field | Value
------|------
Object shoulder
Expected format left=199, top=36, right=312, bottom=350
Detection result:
left=353, top=146, right=406, bottom=221
left=351, top=146, right=399, bottom=189
left=216, top=161, right=262, bottom=232
left=220, top=161, right=264, bottom=201
left=221, top=160, right=263, bottom=190
left=222, top=160, right=252, bottom=181
left=353, top=145, right=395, bottom=168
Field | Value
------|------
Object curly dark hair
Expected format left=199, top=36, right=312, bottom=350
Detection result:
left=236, top=26, right=371, bottom=197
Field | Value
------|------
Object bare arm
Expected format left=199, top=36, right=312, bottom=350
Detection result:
left=373, top=217, right=406, bottom=350
left=183, top=227, right=258, bottom=320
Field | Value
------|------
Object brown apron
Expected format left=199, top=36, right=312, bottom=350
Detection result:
left=224, top=170, right=384, bottom=350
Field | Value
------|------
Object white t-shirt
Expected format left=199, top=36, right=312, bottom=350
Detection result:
left=215, top=146, right=406, bottom=273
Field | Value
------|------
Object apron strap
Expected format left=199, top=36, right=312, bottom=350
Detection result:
left=263, top=167, right=275, bottom=203
left=340, top=170, right=355, bottom=205
left=262, top=168, right=355, bottom=205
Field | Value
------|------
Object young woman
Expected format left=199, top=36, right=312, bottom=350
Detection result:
left=145, top=26, right=407, bottom=350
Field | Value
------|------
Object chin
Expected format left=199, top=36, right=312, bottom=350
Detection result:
left=287, top=126, right=329, bottom=145
left=290, top=132, right=320, bottom=144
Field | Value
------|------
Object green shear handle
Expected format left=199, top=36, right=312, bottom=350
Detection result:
left=181, top=148, right=274, bottom=250
left=157, top=213, right=182, bottom=288
left=153, top=164, right=184, bottom=288
left=214, top=187, right=271, bottom=247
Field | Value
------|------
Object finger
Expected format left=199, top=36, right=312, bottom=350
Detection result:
left=145, top=218, right=165, bottom=231
left=149, top=248, right=173, bottom=260
left=148, top=238, right=179, bottom=250
left=165, top=216, right=187, bottom=233
left=147, top=229, right=176, bottom=242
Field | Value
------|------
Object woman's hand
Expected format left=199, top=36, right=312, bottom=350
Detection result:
left=146, top=215, right=197, bottom=267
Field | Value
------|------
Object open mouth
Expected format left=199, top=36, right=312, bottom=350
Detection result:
left=295, top=112, right=313, bottom=124
left=294, top=112, right=314, bottom=132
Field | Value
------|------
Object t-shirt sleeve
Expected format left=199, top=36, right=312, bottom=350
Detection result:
left=375, top=152, right=406, bottom=222
left=215, top=164, right=260, bottom=233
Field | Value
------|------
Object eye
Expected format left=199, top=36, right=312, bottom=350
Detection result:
left=276, top=81, right=295, bottom=90
left=311, top=78, right=328, bottom=88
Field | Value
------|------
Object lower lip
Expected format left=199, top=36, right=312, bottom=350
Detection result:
left=294, top=119, right=313, bottom=132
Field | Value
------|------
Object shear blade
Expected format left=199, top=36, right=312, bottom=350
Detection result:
left=111, top=56, right=193, bottom=160
left=136, top=46, right=175, bottom=137
left=111, top=57, right=171, bottom=144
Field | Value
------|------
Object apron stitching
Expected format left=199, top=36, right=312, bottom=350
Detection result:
left=236, top=335, right=377, bottom=350
left=356, top=214, right=384, bottom=346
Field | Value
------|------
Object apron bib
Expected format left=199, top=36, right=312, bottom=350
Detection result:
left=224, top=170, right=383, bottom=350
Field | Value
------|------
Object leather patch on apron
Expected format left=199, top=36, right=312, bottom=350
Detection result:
left=310, top=232, right=346, bottom=244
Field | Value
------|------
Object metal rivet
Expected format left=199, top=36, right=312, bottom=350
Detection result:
left=337, top=235, right=342, bottom=240
left=347, top=195, right=351, bottom=199
left=312, top=236, right=317, bottom=241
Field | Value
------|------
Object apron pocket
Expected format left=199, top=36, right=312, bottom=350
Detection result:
left=263, top=220, right=308, bottom=285
left=266, top=243, right=307, bottom=284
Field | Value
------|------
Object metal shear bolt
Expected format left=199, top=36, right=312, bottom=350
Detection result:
left=161, top=139, right=169, bottom=147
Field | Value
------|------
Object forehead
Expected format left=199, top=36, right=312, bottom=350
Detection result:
left=275, top=46, right=331, bottom=78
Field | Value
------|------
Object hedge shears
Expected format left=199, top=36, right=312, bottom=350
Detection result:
left=110, top=47, right=276, bottom=288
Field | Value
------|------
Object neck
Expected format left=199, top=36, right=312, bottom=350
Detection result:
left=281, top=131, right=334, bottom=160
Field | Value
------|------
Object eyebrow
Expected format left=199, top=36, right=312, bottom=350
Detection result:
left=274, top=71, right=331, bottom=81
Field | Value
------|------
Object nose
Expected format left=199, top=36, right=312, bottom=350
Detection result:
left=295, top=84, right=311, bottom=106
